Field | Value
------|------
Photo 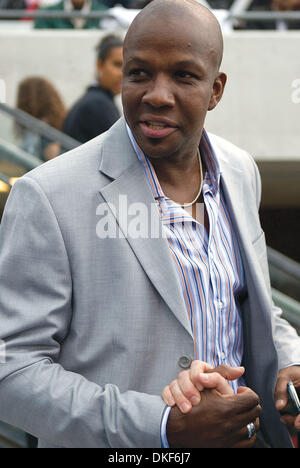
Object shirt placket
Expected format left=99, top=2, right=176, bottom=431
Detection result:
left=203, top=182, right=226, bottom=367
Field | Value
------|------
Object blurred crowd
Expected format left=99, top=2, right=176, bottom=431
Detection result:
left=0, top=0, right=299, bottom=30
left=0, top=0, right=155, bottom=29
left=1, top=0, right=300, bottom=11
left=0, top=0, right=151, bottom=9
left=15, top=34, right=123, bottom=160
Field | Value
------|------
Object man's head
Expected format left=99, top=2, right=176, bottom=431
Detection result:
left=122, top=0, right=226, bottom=160
left=71, top=0, right=86, bottom=9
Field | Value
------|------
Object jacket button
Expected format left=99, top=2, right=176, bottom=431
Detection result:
left=178, top=355, right=192, bottom=369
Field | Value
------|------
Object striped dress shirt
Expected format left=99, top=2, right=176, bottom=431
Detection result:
left=127, top=125, right=246, bottom=382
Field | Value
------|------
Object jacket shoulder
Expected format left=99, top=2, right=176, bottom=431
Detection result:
left=22, top=132, right=107, bottom=195
left=207, top=132, right=262, bottom=207
left=207, top=132, right=255, bottom=169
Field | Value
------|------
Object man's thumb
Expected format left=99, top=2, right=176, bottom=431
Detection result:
left=274, top=375, right=288, bottom=410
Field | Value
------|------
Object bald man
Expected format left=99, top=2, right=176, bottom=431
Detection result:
left=0, top=0, right=299, bottom=448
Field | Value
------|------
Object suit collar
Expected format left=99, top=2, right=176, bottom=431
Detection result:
left=99, top=118, right=138, bottom=180
left=99, top=119, right=228, bottom=184
left=208, top=133, right=245, bottom=234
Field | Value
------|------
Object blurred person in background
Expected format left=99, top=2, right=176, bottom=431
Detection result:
left=34, top=0, right=108, bottom=29
left=16, top=76, right=66, bottom=161
left=63, top=34, right=123, bottom=143
left=102, top=0, right=132, bottom=6
left=130, top=0, right=153, bottom=7
left=234, top=0, right=300, bottom=29
left=38, top=0, right=61, bottom=6
left=272, top=0, right=300, bottom=9
left=0, top=0, right=25, bottom=7
left=272, top=0, right=300, bottom=28
left=206, top=0, right=233, bottom=7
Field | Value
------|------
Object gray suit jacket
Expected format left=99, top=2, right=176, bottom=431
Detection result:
left=0, top=118, right=299, bottom=448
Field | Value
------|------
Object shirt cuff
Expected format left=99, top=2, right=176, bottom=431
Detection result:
left=160, top=405, right=172, bottom=448
left=283, top=363, right=300, bottom=368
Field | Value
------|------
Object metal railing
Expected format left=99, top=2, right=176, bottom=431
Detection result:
left=272, top=288, right=300, bottom=333
left=0, top=138, right=42, bottom=171
left=0, top=103, right=80, bottom=154
left=0, top=8, right=300, bottom=22
left=268, top=247, right=300, bottom=331
left=268, top=247, right=300, bottom=304
left=0, top=172, right=12, bottom=188
left=0, top=422, right=28, bottom=449
left=268, top=247, right=300, bottom=281
left=0, top=9, right=116, bottom=20
left=229, top=11, right=300, bottom=22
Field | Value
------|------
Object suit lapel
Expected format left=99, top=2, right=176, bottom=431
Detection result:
left=218, top=156, right=274, bottom=314
left=215, top=144, right=292, bottom=447
left=98, top=119, right=193, bottom=338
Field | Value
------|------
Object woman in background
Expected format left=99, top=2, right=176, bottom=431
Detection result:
left=16, top=76, right=66, bottom=161
left=62, top=34, right=123, bottom=143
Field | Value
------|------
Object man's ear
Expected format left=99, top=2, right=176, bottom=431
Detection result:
left=208, top=72, right=227, bottom=111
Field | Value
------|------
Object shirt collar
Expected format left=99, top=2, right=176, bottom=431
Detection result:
left=126, top=123, right=221, bottom=203
left=200, top=130, right=222, bottom=194
left=64, top=0, right=91, bottom=28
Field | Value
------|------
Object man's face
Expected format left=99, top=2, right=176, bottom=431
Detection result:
left=71, top=0, right=85, bottom=9
left=122, top=17, right=225, bottom=160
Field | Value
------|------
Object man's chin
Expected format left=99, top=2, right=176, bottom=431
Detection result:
left=133, top=128, right=181, bottom=159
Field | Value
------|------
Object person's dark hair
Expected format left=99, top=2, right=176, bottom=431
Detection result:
left=96, top=34, right=123, bottom=62
left=16, top=76, right=66, bottom=131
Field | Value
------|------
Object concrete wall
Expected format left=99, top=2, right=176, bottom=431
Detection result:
left=206, top=32, right=300, bottom=161
left=0, top=29, right=300, bottom=161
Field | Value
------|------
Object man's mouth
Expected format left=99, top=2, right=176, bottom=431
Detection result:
left=145, top=121, right=170, bottom=129
left=139, top=120, right=178, bottom=139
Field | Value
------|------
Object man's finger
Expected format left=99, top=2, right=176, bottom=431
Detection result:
left=280, top=413, right=295, bottom=429
left=233, top=417, right=260, bottom=448
left=162, top=385, right=176, bottom=407
left=281, top=412, right=300, bottom=431
left=169, top=379, right=193, bottom=414
left=197, top=372, right=234, bottom=396
left=177, top=370, right=201, bottom=405
left=206, top=364, right=245, bottom=381
left=234, top=387, right=261, bottom=414
left=274, top=375, right=289, bottom=410
left=190, top=361, right=213, bottom=390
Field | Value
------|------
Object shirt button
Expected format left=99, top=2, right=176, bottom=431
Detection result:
left=217, top=301, right=223, bottom=310
left=178, top=355, right=193, bottom=369
left=220, top=352, right=226, bottom=360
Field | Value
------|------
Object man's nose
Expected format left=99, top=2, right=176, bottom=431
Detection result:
left=142, top=77, right=175, bottom=108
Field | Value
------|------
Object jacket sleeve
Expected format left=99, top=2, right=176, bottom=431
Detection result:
left=0, top=176, right=165, bottom=447
left=246, top=153, right=300, bottom=369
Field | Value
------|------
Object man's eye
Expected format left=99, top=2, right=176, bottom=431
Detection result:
left=128, top=69, right=147, bottom=79
left=176, top=71, right=198, bottom=80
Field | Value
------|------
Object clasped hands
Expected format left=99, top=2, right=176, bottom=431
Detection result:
left=162, top=361, right=300, bottom=448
